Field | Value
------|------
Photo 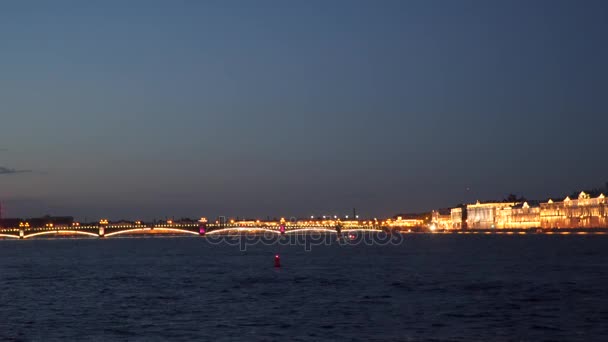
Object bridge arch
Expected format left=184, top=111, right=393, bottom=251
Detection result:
left=103, top=228, right=150, bottom=237
left=285, top=228, right=337, bottom=234
left=23, top=230, right=99, bottom=239
left=103, top=227, right=199, bottom=237
left=148, top=227, right=199, bottom=236
left=205, top=227, right=280, bottom=235
left=0, top=233, right=20, bottom=239
left=341, top=228, right=383, bottom=233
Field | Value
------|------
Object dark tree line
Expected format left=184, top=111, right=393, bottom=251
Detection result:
left=504, top=194, right=527, bottom=203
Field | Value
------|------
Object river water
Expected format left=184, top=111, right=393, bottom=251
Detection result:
left=1, top=234, right=607, bottom=341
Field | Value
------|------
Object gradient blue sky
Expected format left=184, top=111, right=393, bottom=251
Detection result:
left=1, top=0, right=607, bottom=220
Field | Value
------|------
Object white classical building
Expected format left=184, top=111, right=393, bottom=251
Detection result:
left=540, top=192, right=608, bottom=229
left=466, top=201, right=518, bottom=229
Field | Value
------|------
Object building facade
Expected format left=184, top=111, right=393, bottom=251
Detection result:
left=432, top=209, right=452, bottom=230
left=466, top=201, right=517, bottom=229
left=495, top=202, right=541, bottom=229
left=445, top=192, right=608, bottom=230
left=540, top=192, right=607, bottom=229
left=450, top=207, right=467, bottom=229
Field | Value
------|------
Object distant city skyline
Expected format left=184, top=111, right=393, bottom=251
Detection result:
left=2, top=0, right=608, bottom=220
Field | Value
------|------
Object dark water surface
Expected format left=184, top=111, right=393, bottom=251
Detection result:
left=1, top=235, right=607, bottom=341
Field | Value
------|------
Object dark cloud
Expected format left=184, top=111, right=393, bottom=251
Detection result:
left=0, top=167, right=31, bottom=175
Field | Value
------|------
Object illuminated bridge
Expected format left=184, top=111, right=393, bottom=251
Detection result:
left=0, top=219, right=387, bottom=240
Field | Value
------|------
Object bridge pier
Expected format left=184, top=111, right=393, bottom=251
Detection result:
left=99, top=219, right=108, bottom=238
left=199, top=220, right=207, bottom=236
left=18, top=222, right=29, bottom=239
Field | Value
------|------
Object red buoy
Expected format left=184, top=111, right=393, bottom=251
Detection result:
left=274, top=254, right=281, bottom=268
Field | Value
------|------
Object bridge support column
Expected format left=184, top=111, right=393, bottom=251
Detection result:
left=98, top=219, right=109, bottom=237
left=199, top=221, right=207, bottom=236
left=19, top=229, right=24, bottom=239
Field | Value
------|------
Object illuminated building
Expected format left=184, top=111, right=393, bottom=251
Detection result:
left=450, top=207, right=466, bottom=229
left=495, top=202, right=541, bottom=229
left=388, top=216, right=425, bottom=228
left=432, top=209, right=452, bottom=230
left=448, top=191, right=608, bottom=230
left=540, top=192, right=607, bottom=229
left=466, top=201, right=517, bottom=229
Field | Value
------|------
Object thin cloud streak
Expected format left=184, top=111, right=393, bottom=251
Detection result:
left=0, top=167, right=32, bottom=175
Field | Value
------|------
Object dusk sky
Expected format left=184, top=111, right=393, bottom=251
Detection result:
left=1, top=0, right=607, bottom=220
